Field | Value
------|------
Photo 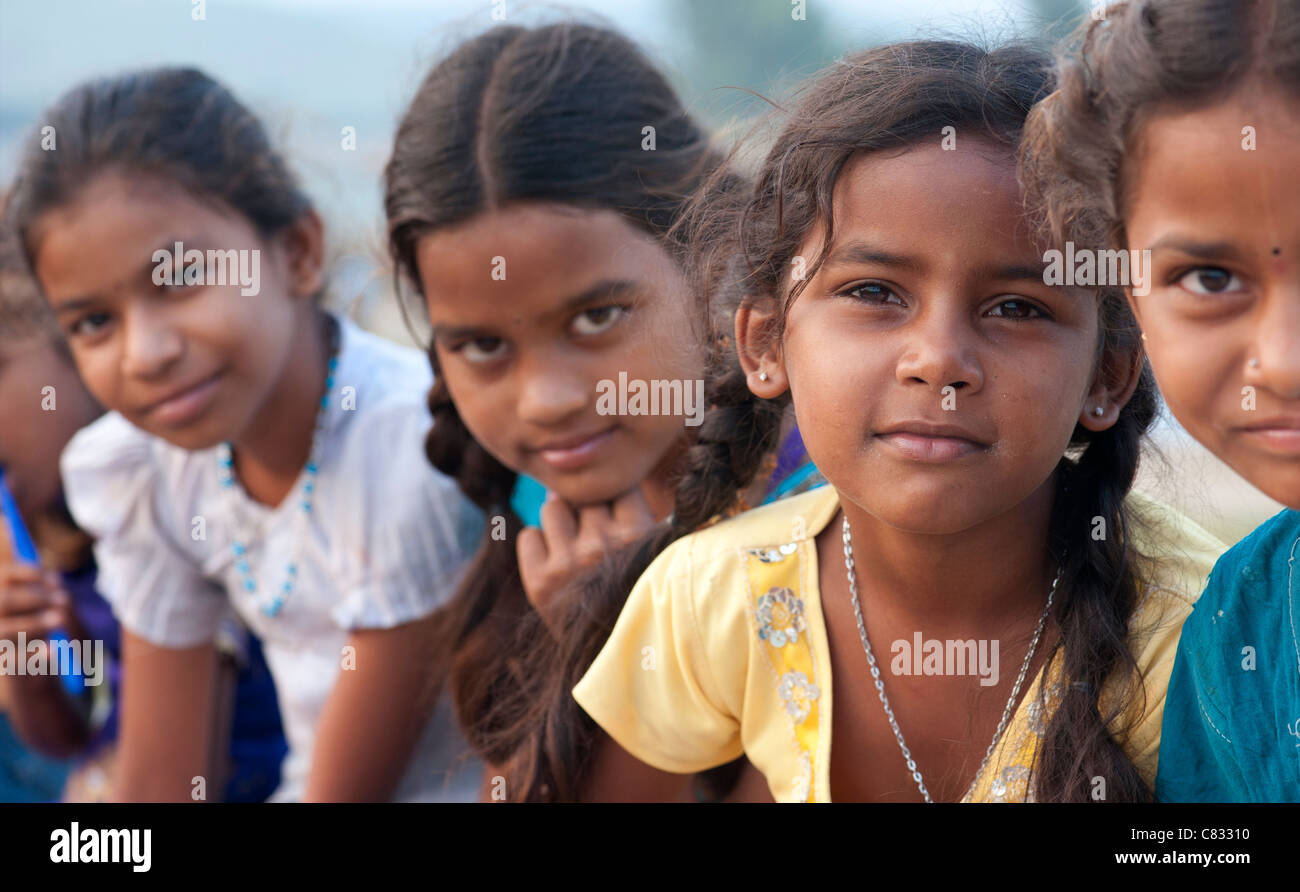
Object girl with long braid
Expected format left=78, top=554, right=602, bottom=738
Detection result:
left=1022, top=0, right=1300, bottom=801
left=572, top=39, right=1227, bottom=802
left=385, top=22, right=821, bottom=801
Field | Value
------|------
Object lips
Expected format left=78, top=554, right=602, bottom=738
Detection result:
left=528, top=427, right=618, bottom=472
left=1235, top=416, right=1300, bottom=457
left=874, top=420, right=991, bottom=463
left=139, top=369, right=224, bottom=427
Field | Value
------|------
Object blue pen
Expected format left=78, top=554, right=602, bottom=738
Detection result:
left=0, top=467, right=85, bottom=695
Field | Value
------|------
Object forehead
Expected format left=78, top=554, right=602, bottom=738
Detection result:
left=414, top=203, right=678, bottom=318
left=1127, top=87, right=1300, bottom=231
left=32, top=172, right=249, bottom=302
left=813, top=140, right=1036, bottom=262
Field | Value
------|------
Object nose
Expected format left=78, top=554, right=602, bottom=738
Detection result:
left=1247, top=282, right=1300, bottom=400
left=120, top=304, right=184, bottom=380
left=515, top=346, right=590, bottom=426
left=894, top=302, right=984, bottom=396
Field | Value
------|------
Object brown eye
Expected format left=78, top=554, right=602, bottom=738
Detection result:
left=458, top=337, right=507, bottom=363
left=987, top=299, right=1043, bottom=320
left=1178, top=267, right=1242, bottom=295
left=571, top=305, right=625, bottom=336
left=845, top=282, right=903, bottom=305
left=70, top=311, right=113, bottom=337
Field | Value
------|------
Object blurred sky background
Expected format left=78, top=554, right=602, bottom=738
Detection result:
left=0, top=0, right=1280, bottom=537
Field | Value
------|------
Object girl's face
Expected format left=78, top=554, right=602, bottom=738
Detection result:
left=1125, top=87, right=1300, bottom=509
left=31, top=171, right=320, bottom=451
left=415, top=203, right=703, bottom=506
left=0, top=334, right=99, bottom=518
left=752, top=141, right=1127, bottom=534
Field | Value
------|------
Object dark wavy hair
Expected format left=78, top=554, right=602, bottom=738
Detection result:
left=384, top=22, right=744, bottom=801
left=1020, top=0, right=1299, bottom=259
left=567, top=38, right=1164, bottom=802
left=6, top=67, right=313, bottom=274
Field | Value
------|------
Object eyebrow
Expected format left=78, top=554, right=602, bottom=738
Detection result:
left=1146, top=236, right=1243, bottom=262
left=50, top=235, right=191, bottom=315
left=431, top=278, right=643, bottom=342
left=822, top=241, right=1046, bottom=284
left=977, top=263, right=1049, bottom=284
left=822, top=242, right=925, bottom=274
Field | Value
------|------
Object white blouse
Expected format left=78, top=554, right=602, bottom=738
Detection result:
left=61, top=315, right=485, bottom=801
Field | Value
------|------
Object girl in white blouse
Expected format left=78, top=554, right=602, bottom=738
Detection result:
left=8, top=67, right=483, bottom=801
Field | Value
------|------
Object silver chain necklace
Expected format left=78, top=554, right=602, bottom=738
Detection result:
left=841, top=515, right=1059, bottom=803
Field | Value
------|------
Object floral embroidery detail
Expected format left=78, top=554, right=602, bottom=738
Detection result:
left=989, top=764, right=1031, bottom=802
left=1026, top=682, right=1065, bottom=736
left=756, top=586, right=807, bottom=648
left=749, top=542, right=799, bottom=563
left=792, top=750, right=812, bottom=802
left=1025, top=700, right=1046, bottom=736
left=777, top=671, right=820, bottom=723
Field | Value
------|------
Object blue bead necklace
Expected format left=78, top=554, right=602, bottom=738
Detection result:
left=217, top=319, right=340, bottom=618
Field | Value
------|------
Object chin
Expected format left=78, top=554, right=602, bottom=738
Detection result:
left=1241, top=464, right=1300, bottom=512
left=536, top=465, right=647, bottom=508
left=136, top=416, right=228, bottom=452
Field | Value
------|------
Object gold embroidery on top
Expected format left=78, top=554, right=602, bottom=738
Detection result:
left=745, top=542, right=821, bottom=802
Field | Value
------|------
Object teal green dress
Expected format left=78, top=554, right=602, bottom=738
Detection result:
left=1155, top=509, right=1300, bottom=802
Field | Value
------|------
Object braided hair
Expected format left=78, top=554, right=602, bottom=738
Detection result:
left=560, top=40, right=1161, bottom=802
left=1020, top=0, right=1300, bottom=798
left=384, top=22, right=737, bottom=796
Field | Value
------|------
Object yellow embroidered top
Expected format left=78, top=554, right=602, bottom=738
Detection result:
left=572, top=485, right=1226, bottom=802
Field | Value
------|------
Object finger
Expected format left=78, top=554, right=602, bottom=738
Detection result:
left=574, top=503, right=617, bottom=563
left=0, top=563, right=46, bottom=587
left=0, top=580, right=61, bottom=616
left=516, top=527, right=549, bottom=593
left=538, top=494, right=579, bottom=553
left=0, top=610, right=64, bottom=642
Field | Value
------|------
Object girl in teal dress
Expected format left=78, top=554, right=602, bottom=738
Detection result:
left=1021, top=0, right=1300, bottom=801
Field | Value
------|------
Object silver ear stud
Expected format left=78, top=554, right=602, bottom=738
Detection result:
left=1093, top=406, right=1105, bottom=417
left=758, top=371, right=769, bottom=382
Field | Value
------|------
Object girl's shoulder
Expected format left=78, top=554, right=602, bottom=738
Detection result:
left=61, top=411, right=217, bottom=525
left=639, top=481, right=842, bottom=608
left=331, top=315, right=431, bottom=408
left=653, top=484, right=839, bottom=584
left=611, top=484, right=838, bottom=689
left=62, top=410, right=162, bottom=474
left=1210, top=508, right=1300, bottom=594
left=61, top=412, right=187, bottom=519
left=325, top=316, right=438, bottom=471
left=575, top=485, right=838, bottom=791
left=1182, top=508, right=1300, bottom=646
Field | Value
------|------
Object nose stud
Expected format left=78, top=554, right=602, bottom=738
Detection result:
left=1247, top=357, right=1261, bottom=369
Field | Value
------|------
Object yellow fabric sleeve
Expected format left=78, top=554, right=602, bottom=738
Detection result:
left=572, top=540, right=745, bottom=775
left=1108, top=491, right=1227, bottom=788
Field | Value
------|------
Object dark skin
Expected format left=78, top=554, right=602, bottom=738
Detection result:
left=1125, top=86, right=1300, bottom=509
left=415, top=202, right=705, bottom=620
left=32, top=171, right=433, bottom=801
left=0, top=334, right=100, bottom=757
left=416, top=201, right=774, bottom=801
left=584, top=140, right=1141, bottom=801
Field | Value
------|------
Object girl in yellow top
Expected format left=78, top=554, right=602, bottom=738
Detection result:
left=571, top=40, right=1225, bottom=802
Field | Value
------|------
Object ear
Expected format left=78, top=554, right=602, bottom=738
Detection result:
left=1078, top=333, right=1144, bottom=432
left=278, top=210, right=326, bottom=300
left=734, top=297, right=788, bottom=398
